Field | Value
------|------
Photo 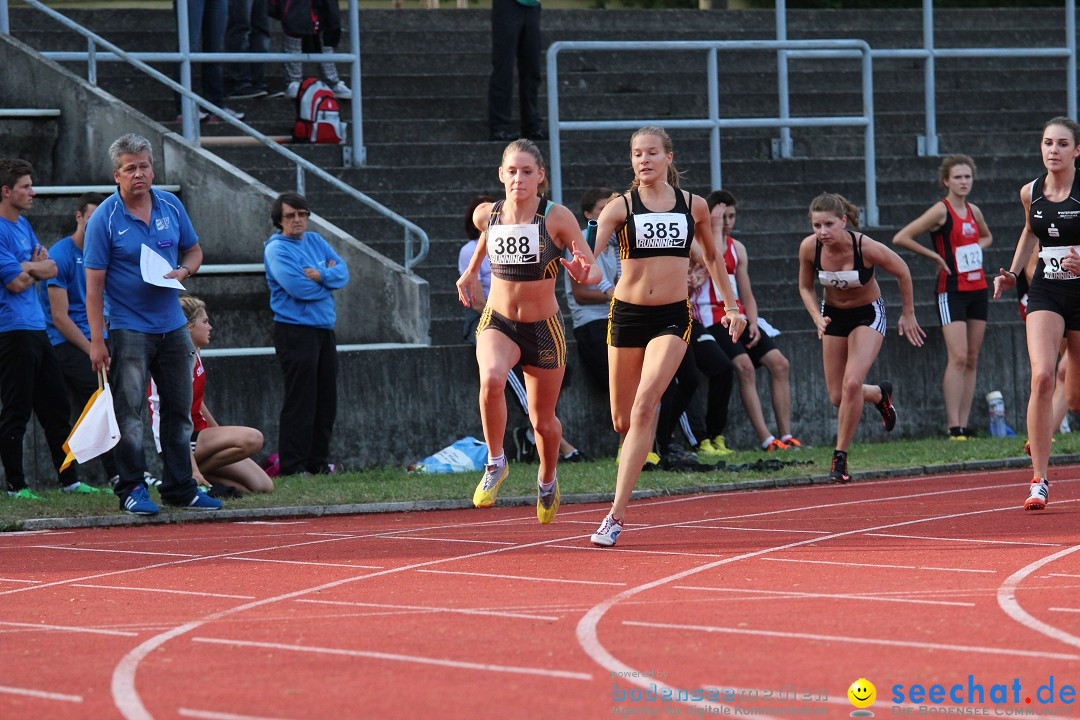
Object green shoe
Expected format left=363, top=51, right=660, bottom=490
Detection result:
left=63, top=482, right=106, bottom=494
left=9, top=488, right=43, bottom=500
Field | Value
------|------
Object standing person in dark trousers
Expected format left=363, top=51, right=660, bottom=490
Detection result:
left=39, top=191, right=117, bottom=489
left=488, top=0, right=544, bottom=142
left=225, top=0, right=271, bottom=99
left=85, top=133, right=223, bottom=515
left=0, top=159, right=80, bottom=500
left=173, top=0, right=245, bottom=121
left=264, top=192, right=349, bottom=476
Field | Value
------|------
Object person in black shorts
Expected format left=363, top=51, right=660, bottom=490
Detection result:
left=586, top=126, right=745, bottom=547
left=893, top=154, right=992, bottom=440
left=692, top=190, right=801, bottom=453
left=456, top=139, right=598, bottom=524
left=993, top=116, right=1080, bottom=511
left=798, top=193, right=925, bottom=483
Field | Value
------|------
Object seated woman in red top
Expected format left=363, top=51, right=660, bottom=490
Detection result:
left=150, top=296, right=274, bottom=494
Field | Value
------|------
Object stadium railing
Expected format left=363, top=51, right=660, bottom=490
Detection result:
left=0, top=0, right=430, bottom=272
left=544, top=39, right=880, bottom=227
left=774, top=0, right=1077, bottom=158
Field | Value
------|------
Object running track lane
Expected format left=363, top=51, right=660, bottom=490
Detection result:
left=0, top=465, right=1076, bottom=719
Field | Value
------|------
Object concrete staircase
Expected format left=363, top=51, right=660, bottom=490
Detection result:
left=4, top=5, right=1073, bottom=347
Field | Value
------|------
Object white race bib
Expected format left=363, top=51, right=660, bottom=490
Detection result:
left=954, top=244, right=983, bottom=274
left=1039, top=245, right=1080, bottom=280
left=818, top=269, right=863, bottom=290
left=488, top=224, right=540, bottom=265
left=634, top=213, right=689, bottom=250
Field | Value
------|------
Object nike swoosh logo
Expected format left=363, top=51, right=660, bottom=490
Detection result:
left=118, top=228, right=129, bottom=235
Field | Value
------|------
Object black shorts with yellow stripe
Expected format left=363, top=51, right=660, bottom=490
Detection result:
left=476, top=307, right=567, bottom=369
left=607, top=297, right=692, bottom=348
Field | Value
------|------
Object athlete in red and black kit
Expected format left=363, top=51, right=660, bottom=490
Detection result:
left=893, top=154, right=991, bottom=440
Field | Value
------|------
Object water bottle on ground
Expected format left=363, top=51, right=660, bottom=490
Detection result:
left=986, top=391, right=1016, bottom=437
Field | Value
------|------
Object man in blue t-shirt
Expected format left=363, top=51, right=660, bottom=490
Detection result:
left=84, top=134, right=222, bottom=515
left=39, top=191, right=120, bottom=487
left=0, top=158, right=80, bottom=499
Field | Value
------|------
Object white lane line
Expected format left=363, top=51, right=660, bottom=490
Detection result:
left=180, top=708, right=295, bottom=720
left=577, top=498, right=1080, bottom=716
left=416, top=569, right=626, bottom=586
left=25, top=545, right=200, bottom=557
left=73, top=584, right=257, bottom=600
left=0, top=620, right=138, bottom=637
left=375, top=535, right=516, bottom=545
left=761, top=557, right=996, bottom=574
left=622, top=620, right=1080, bottom=661
left=997, top=544, right=1080, bottom=650
left=671, top=585, right=976, bottom=607
left=113, top=527, right=603, bottom=719
left=550, top=544, right=727, bottom=559
left=294, top=598, right=560, bottom=621
left=305, top=533, right=363, bottom=537
left=0, top=684, right=82, bottom=702
left=0, top=530, right=75, bottom=536
left=1049, top=607, right=1080, bottom=613
left=236, top=521, right=309, bottom=525
left=190, top=637, right=593, bottom=680
left=673, top=525, right=830, bottom=534
left=224, top=557, right=383, bottom=569
left=864, top=533, right=1062, bottom=547
left=0, top=577, right=42, bottom=583
left=1047, top=573, right=1080, bottom=579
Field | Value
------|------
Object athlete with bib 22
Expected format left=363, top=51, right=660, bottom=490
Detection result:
left=798, top=192, right=925, bottom=485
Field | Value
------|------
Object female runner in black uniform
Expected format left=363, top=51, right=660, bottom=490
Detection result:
left=893, top=155, right=992, bottom=439
left=457, top=139, right=598, bottom=524
left=993, top=117, right=1080, bottom=511
left=588, top=126, right=745, bottom=547
left=798, top=193, right=925, bottom=483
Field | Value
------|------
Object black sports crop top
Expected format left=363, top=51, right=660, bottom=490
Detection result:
left=815, top=230, right=874, bottom=290
left=615, top=189, right=695, bottom=260
left=486, top=199, right=562, bottom=282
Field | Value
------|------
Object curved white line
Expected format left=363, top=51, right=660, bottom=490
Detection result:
left=997, top=543, right=1080, bottom=649
left=577, top=502, right=1044, bottom=713
left=111, top=530, right=593, bottom=719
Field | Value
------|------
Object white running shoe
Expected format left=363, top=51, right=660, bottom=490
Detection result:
left=590, top=514, right=624, bottom=547
left=329, top=80, right=352, bottom=100
left=1024, top=478, right=1049, bottom=511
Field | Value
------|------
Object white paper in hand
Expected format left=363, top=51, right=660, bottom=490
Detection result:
left=140, top=244, right=186, bottom=289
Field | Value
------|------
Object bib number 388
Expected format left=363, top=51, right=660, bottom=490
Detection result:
left=489, top=224, right=540, bottom=264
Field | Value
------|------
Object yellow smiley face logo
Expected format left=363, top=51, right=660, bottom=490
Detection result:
left=848, top=678, right=876, bottom=709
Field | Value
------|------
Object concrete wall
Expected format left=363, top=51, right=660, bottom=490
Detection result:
left=15, top=321, right=1036, bottom=488
left=0, top=34, right=429, bottom=348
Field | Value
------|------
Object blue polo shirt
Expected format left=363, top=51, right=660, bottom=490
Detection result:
left=0, top=215, right=46, bottom=332
left=39, top=236, right=105, bottom=345
left=83, top=189, right=197, bottom=334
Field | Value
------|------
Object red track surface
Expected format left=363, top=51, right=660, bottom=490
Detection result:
left=1, top=465, right=1078, bottom=719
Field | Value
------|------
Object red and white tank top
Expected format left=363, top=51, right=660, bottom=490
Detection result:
left=931, top=198, right=986, bottom=293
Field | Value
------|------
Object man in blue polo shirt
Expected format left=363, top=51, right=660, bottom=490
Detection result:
left=39, top=191, right=120, bottom=488
left=84, top=134, right=222, bottom=515
left=0, top=158, right=80, bottom=499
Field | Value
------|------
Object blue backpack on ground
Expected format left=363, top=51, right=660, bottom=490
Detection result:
left=409, top=437, right=489, bottom=473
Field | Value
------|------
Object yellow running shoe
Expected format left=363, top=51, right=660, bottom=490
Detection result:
left=536, top=477, right=560, bottom=524
left=472, top=460, right=509, bottom=508
left=698, top=436, right=734, bottom=458
left=615, top=448, right=662, bottom=469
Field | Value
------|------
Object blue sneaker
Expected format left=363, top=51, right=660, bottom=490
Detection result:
left=187, top=488, right=223, bottom=510
left=122, top=485, right=159, bottom=515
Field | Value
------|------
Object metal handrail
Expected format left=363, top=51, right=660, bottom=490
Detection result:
left=776, top=0, right=1077, bottom=157
left=546, top=39, right=879, bottom=226
left=2, top=0, right=430, bottom=271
